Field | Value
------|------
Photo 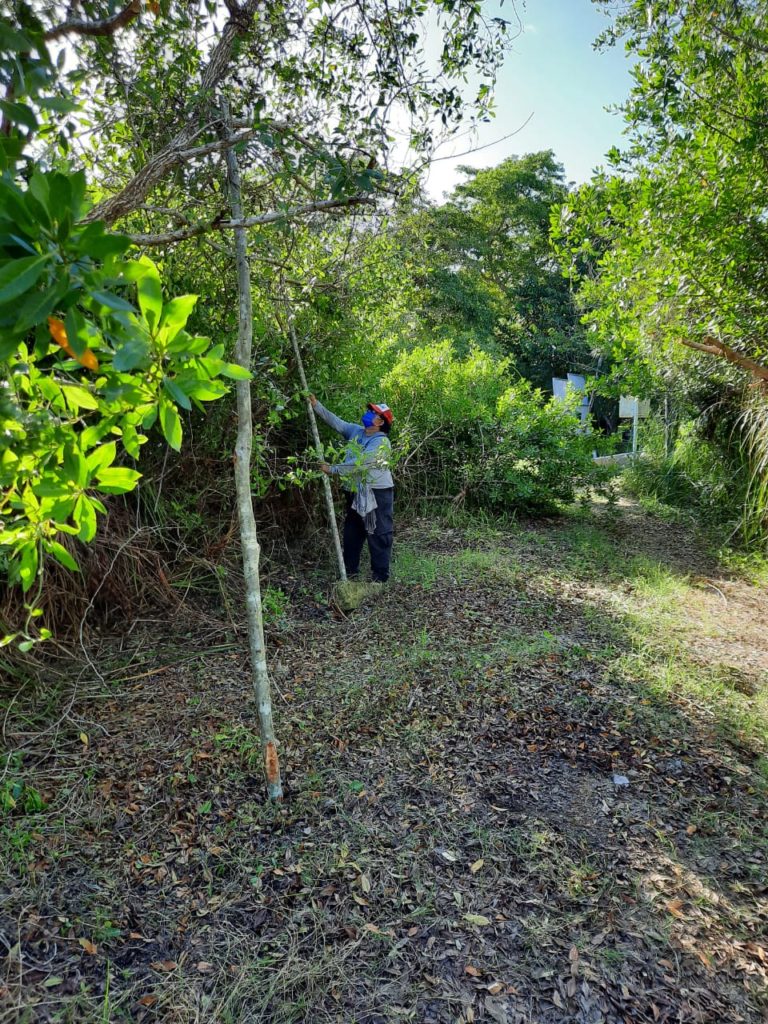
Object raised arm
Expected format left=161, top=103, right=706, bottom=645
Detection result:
left=311, top=396, right=359, bottom=440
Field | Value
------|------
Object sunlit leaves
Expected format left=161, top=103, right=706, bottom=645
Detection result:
left=159, top=397, right=183, bottom=450
left=0, top=169, right=238, bottom=634
left=137, top=258, right=163, bottom=330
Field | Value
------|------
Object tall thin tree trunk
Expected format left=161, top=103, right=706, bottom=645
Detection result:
left=288, top=324, right=347, bottom=583
left=222, top=101, right=282, bottom=801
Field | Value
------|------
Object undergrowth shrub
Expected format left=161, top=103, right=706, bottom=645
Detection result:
left=625, top=416, right=753, bottom=542
left=383, top=342, right=610, bottom=513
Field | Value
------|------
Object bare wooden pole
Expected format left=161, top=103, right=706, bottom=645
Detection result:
left=288, top=324, right=348, bottom=583
left=222, top=100, right=282, bottom=801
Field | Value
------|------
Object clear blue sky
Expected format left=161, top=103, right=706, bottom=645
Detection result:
left=424, top=0, right=635, bottom=198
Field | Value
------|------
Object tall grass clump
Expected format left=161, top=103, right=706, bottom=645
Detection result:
left=625, top=399, right=768, bottom=551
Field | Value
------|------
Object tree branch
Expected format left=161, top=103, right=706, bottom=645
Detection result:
left=680, top=335, right=768, bottom=383
left=125, top=195, right=376, bottom=246
left=44, top=0, right=142, bottom=41
left=87, top=0, right=263, bottom=225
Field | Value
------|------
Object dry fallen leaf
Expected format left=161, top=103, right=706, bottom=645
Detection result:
left=150, top=960, right=178, bottom=972
left=465, top=965, right=481, bottom=977
left=137, top=995, right=157, bottom=1007
left=666, top=899, right=685, bottom=919
left=79, top=733, right=88, bottom=747
left=360, top=874, right=371, bottom=893
left=196, top=962, right=213, bottom=973
left=78, top=938, right=97, bottom=955
left=686, top=824, right=698, bottom=835
left=486, top=982, right=503, bottom=995
left=470, top=858, right=484, bottom=875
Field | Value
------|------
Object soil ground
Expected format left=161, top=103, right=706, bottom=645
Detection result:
left=1, top=500, right=767, bottom=1024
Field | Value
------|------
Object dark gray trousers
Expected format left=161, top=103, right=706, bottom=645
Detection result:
left=343, top=488, right=394, bottom=582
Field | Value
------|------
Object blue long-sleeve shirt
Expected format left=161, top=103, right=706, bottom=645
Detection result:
left=314, top=401, right=394, bottom=489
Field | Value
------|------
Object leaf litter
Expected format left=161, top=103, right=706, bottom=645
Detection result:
left=1, top=503, right=767, bottom=1023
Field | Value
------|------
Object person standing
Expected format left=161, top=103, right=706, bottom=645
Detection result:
left=310, top=394, right=394, bottom=583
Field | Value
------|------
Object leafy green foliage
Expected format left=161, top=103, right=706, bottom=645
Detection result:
left=552, top=0, right=768, bottom=547
left=401, top=153, right=591, bottom=387
left=0, top=180, right=241, bottom=627
left=383, top=341, right=608, bottom=513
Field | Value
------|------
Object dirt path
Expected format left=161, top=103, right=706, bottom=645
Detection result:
left=2, top=503, right=766, bottom=1023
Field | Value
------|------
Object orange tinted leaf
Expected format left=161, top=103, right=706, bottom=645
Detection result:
left=138, top=995, right=157, bottom=1007
left=47, top=316, right=99, bottom=371
left=666, top=899, right=685, bottom=919
left=79, top=348, right=99, bottom=371
left=78, top=938, right=97, bottom=955
left=150, top=960, right=178, bottom=972
left=465, top=965, right=481, bottom=977
left=48, top=316, right=75, bottom=357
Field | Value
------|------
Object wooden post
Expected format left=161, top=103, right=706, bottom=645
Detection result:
left=222, top=100, right=282, bottom=801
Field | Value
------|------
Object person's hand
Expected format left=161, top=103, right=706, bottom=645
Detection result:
left=309, top=393, right=318, bottom=408
left=320, top=463, right=331, bottom=475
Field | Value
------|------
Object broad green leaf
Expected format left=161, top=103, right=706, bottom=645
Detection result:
left=185, top=379, right=228, bottom=401
left=94, top=467, right=142, bottom=494
left=19, top=543, right=39, bottom=593
left=14, top=279, right=68, bottom=333
left=141, top=405, right=158, bottom=430
left=49, top=173, right=72, bottom=220
left=112, top=335, right=151, bottom=372
left=159, top=399, right=182, bottom=450
left=167, top=332, right=209, bottom=356
left=27, top=175, right=52, bottom=225
left=75, top=221, right=130, bottom=258
left=137, top=260, right=163, bottom=331
left=0, top=25, right=34, bottom=51
left=62, top=385, right=99, bottom=411
left=0, top=100, right=38, bottom=131
left=62, top=446, right=88, bottom=487
left=90, top=290, right=134, bottom=312
left=68, top=170, right=87, bottom=219
left=121, top=422, right=145, bottom=458
left=160, top=295, right=197, bottom=342
left=86, top=443, right=116, bottom=475
left=33, top=478, right=72, bottom=499
left=163, top=377, right=192, bottom=410
left=219, top=362, right=252, bottom=381
left=0, top=254, right=50, bottom=305
left=74, top=495, right=97, bottom=542
left=46, top=540, right=80, bottom=572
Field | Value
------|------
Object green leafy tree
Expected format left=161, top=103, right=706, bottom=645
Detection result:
left=554, top=0, right=768, bottom=544
left=401, top=152, right=591, bottom=388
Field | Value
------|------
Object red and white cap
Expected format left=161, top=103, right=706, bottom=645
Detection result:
left=368, top=402, right=393, bottom=425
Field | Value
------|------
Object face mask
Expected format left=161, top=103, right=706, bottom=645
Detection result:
left=361, top=410, right=377, bottom=428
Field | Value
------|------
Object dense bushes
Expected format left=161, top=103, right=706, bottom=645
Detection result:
left=381, top=342, right=606, bottom=514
